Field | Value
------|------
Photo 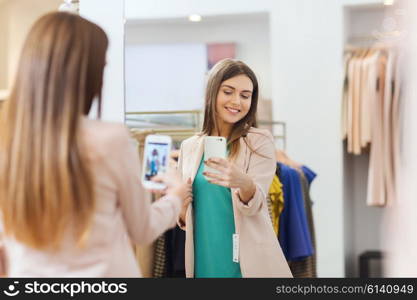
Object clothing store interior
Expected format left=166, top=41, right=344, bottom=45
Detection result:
left=1, top=0, right=417, bottom=278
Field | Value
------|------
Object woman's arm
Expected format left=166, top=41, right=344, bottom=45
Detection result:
left=204, top=130, right=276, bottom=217
left=111, top=126, right=184, bottom=245
left=234, top=131, right=276, bottom=216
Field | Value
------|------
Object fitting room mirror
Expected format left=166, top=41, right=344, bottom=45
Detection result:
left=123, top=10, right=294, bottom=278
left=123, top=0, right=403, bottom=279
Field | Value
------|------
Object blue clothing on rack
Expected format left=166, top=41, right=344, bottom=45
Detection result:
left=301, top=165, right=317, bottom=185
left=278, top=163, right=314, bottom=261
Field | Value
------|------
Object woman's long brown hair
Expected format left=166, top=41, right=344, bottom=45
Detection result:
left=202, top=59, right=259, bottom=159
left=0, top=12, right=108, bottom=250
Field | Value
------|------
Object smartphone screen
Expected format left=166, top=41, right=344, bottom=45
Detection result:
left=144, top=141, right=169, bottom=181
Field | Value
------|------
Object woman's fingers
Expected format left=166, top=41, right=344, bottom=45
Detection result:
left=150, top=174, right=164, bottom=183
left=149, top=189, right=167, bottom=196
left=203, top=171, right=226, bottom=181
left=204, top=160, right=227, bottom=172
left=206, top=157, right=228, bottom=167
left=185, top=195, right=193, bottom=203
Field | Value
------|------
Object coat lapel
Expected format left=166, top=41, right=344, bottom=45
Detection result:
left=234, top=137, right=250, bottom=173
left=187, top=135, right=205, bottom=182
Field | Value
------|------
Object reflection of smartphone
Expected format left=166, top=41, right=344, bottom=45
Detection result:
left=142, top=135, right=172, bottom=190
left=204, top=136, right=227, bottom=178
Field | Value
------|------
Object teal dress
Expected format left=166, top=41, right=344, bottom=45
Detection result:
left=193, top=155, right=242, bottom=278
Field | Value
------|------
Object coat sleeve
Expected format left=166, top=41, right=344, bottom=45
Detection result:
left=113, top=126, right=182, bottom=245
left=234, top=130, right=276, bottom=217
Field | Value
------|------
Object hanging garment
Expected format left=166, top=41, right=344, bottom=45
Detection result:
left=343, top=48, right=386, bottom=153
left=367, top=51, right=388, bottom=207
left=346, top=51, right=357, bottom=153
left=269, top=174, right=285, bottom=236
left=352, top=49, right=364, bottom=154
left=165, top=226, right=186, bottom=277
left=360, top=49, right=380, bottom=148
left=342, top=52, right=352, bottom=140
left=382, top=50, right=396, bottom=207
left=288, top=167, right=317, bottom=278
left=152, top=235, right=167, bottom=277
left=391, top=50, right=404, bottom=206
left=278, top=163, right=314, bottom=261
left=164, top=149, right=186, bottom=278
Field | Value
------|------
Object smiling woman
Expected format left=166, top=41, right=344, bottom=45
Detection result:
left=202, top=59, right=259, bottom=160
left=177, top=59, right=292, bottom=278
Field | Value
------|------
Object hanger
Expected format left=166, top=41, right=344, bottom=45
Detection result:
left=276, top=149, right=302, bottom=171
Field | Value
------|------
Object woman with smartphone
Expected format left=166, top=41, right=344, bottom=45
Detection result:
left=177, top=59, right=292, bottom=278
left=0, top=12, right=188, bottom=277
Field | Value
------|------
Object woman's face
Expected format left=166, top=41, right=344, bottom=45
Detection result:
left=215, top=74, right=253, bottom=125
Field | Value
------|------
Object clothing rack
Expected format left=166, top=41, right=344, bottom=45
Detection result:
left=344, top=44, right=395, bottom=54
left=346, top=30, right=404, bottom=50
left=126, top=110, right=202, bottom=131
left=126, top=110, right=202, bottom=145
left=126, top=110, right=287, bottom=149
left=347, top=30, right=404, bottom=43
left=130, top=128, right=197, bottom=144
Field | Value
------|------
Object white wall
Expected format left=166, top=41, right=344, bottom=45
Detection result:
left=125, top=13, right=271, bottom=101
left=0, top=1, right=8, bottom=90
left=271, top=0, right=346, bottom=278
left=270, top=0, right=383, bottom=277
left=125, top=43, right=207, bottom=112
left=5, top=0, right=61, bottom=88
left=344, top=152, right=385, bottom=276
left=80, top=0, right=125, bottom=123
left=125, top=0, right=271, bottom=20
left=343, top=5, right=386, bottom=277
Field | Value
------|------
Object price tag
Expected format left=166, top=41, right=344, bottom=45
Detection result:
left=233, top=233, right=239, bottom=263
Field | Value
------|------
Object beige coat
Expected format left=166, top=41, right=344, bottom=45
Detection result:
left=0, top=118, right=182, bottom=277
left=178, top=127, right=292, bottom=278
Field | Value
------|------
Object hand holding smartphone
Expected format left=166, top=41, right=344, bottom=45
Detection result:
left=142, top=134, right=172, bottom=190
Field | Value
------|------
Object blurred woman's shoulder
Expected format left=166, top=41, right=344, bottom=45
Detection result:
left=80, top=118, right=132, bottom=160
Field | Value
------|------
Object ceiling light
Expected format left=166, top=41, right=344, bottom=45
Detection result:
left=188, top=14, right=202, bottom=22
left=384, top=0, right=394, bottom=6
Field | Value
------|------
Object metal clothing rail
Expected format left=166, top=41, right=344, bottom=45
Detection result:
left=127, top=110, right=202, bottom=144
left=126, top=110, right=202, bottom=132
left=130, top=128, right=197, bottom=144
left=126, top=110, right=287, bottom=149
left=126, top=110, right=202, bottom=115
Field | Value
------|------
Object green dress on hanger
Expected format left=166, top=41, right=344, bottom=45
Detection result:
left=193, top=154, right=242, bottom=278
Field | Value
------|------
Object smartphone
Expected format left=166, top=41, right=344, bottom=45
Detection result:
left=204, top=136, right=227, bottom=178
left=142, top=134, right=172, bottom=190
